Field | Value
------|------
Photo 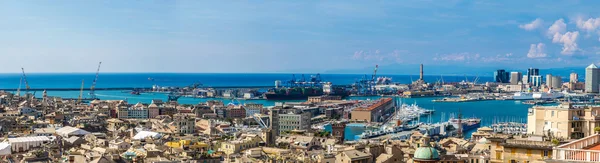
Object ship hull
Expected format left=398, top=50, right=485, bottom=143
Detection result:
left=265, top=93, right=349, bottom=100
left=462, top=123, right=481, bottom=131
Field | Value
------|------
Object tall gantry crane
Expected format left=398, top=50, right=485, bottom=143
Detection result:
left=89, top=62, right=102, bottom=99
left=21, top=68, right=31, bottom=95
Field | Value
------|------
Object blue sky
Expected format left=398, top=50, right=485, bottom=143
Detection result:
left=1, top=0, right=600, bottom=73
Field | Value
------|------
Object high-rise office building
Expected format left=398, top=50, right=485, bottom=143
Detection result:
left=531, top=75, right=542, bottom=87
left=551, top=76, right=562, bottom=89
left=522, top=75, right=529, bottom=84
left=570, top=72, right=579, bottom=83
left=527, top=68, right=540, bottom=84
left=510, top=72, right=522, bottom=84
left=585, top=64, right=600, bottom=93
left=546, top=74, right=553, bottom=87
left=494, top=69, right=510, bottom=83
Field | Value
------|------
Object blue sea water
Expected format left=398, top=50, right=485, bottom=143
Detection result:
left=0, top=73, right=528, bottom=140
left=0, top=73, right=493, bottom=89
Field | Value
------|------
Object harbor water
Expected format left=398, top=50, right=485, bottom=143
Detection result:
left=7, top=73, right=530, bottom=141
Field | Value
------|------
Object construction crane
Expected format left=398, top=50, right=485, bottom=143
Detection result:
left=21, top=68, right=30, bottom=95
left=89, top=62, right=102, bottom=99
left=78, top=80, right=84, bottom=103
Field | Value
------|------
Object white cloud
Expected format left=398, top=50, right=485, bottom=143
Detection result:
left=352, top=50, right=384, bottom=61
left=519, top=18, right=543, bottom=30
left=547, top=19, right=566, bottom=37
left=433, top=52, right=480, bottom=61
left=575, top=17, right=600, bottom=32
left=552, top=31, right=580, bottom=55
left=352, top=49, right=406, bottom=63
left=527, top=43, right=547, bottom=58
left=481, top=53, right=515, bottom=62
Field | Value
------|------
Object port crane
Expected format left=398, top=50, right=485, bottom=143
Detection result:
left=89, top=62, right=102, bottom=99
left=78, top=80, right=84, bottom=103
left=286, top=74, right=297, bottom=87
left=21, top=68, right=31, bottom=95
left=352, top=65, right=378, bottom=95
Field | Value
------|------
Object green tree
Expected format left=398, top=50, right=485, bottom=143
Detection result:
left=551, top=139, right=560, bottom=146
left=595, top=127, right=600, bottom=134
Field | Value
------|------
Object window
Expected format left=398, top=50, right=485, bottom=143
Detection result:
left=551, top=111, right=554, bottom=117
left=543, top=150, right=549, bottom=157
left=510, top=160, right=516, bottom=163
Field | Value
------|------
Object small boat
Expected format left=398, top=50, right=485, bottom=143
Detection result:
left=131, top=91, right=141, bottom=95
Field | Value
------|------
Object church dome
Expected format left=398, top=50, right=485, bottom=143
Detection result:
left=414, top=146, right=440, bottom=161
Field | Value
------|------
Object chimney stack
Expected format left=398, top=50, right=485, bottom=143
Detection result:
left=420, top=64, right=424, bottom=80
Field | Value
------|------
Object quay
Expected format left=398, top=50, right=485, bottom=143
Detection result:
left=0, top=85, right=352, bottom=92
left=0, top=87, right=153, bottom=91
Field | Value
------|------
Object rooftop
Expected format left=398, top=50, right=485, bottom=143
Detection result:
left=8, top=136, right=51, bottom=143
left=354, top=98, right=392, bottom=111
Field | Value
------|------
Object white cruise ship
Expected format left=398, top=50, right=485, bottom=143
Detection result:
left=513, top=91, right=564, bottom=100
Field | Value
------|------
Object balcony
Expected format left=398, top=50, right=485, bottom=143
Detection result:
left=553, top=134, right=600, bottom=162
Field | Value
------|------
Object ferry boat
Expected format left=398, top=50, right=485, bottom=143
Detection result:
left=512, top=91, right=564, bottom=100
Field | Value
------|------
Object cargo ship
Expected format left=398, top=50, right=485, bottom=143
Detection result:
left=265, top=75, right=350, bottom=100
left=264, top=86, right=350, bottom=100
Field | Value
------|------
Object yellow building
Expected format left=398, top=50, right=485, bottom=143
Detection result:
left=220, top=134, right=264, bottom=155
left=166, top=140, right=192, bottom=148
left=488, top=136, right=554, bottom=163
left=527, top=103, right=600, bottom=139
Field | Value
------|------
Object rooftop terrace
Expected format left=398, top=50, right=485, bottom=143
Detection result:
left=553, top=134, right=600, bottom=162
